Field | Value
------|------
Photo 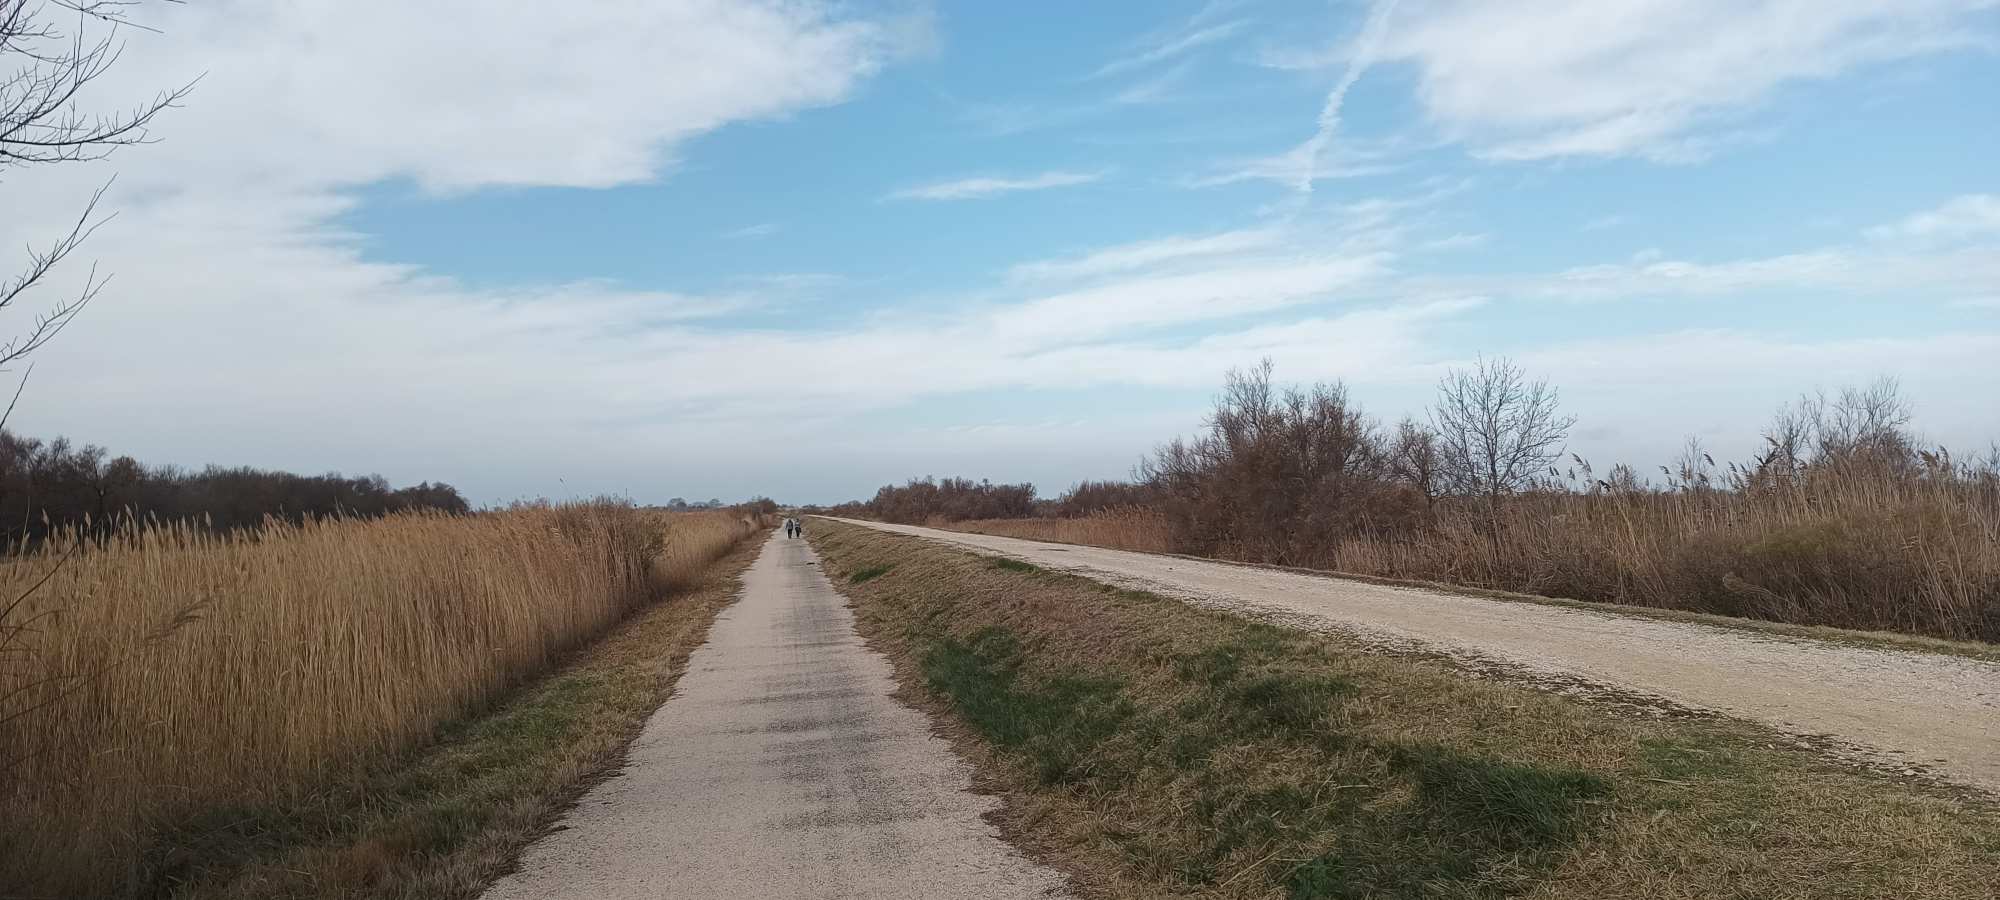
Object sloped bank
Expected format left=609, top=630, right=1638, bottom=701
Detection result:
left=809, top=518, right=2000, bottom=900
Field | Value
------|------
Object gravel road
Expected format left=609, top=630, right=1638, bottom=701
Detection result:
left=842, top=519, right=2000, bottom=794
left=482, top=532, right=1072, bottom=900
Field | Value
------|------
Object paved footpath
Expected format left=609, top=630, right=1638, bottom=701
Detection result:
left=483, top=532, right=1071, bottom=900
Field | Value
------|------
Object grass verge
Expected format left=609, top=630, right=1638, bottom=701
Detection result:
left=810, top=519, right=2000, bottom=900
left=145, top=533, right=764, bottom=900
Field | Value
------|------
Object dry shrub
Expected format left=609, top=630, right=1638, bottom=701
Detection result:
left=956, top=507, right=1174, bottom=554
left=0, top=503, right=761, bottom=897
left=867, top=476, right=1038, bottom=523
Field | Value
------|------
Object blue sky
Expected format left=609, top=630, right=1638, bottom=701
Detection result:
left=6, top=0, right=1999, bottom=505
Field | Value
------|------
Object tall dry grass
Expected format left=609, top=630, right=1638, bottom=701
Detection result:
left=945, top=467, right=2000, bottom=643
left=953, top=507, right=1173, bottom=554
left=1329, top=467, right=2000, bottom=641
left=0, top=503, right=762, bottom=898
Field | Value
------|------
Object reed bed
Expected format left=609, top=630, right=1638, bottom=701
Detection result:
left=952, top=507, right=1173, bottom=554
left=946, top=468, right=1999, bottom=642
left=0, top=503, right=762, bottom=897
left=1329, top=470, right=2000, bottom=641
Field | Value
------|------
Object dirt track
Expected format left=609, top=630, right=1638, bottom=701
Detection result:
left=841, top=519, right=2000, bottom=794
left=483, top=532, right=1071, bottom=900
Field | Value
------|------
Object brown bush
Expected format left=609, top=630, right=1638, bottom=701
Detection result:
left=866, top=476, right=1037, bottom=523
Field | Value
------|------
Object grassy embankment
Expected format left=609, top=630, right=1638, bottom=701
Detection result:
left=0, top=504, right=766, bottom=899
left=811, top=519, right=2000, bottom=900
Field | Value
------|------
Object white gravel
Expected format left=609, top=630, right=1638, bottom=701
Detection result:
left=844, top=519, right=2000, bottom=795
left=482, top=532, right=1073, bottom=900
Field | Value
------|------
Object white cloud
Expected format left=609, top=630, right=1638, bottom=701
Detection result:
left=1866, top=194, right=2000, bottom=241
left=1419, top=232, right=1487, bottom=251
left=1583, top=215, right=1629, bottom=231
left=887, top=170, right=1105, bottom=201
left=721, top=223, right=781, bottom=239
left=992, top=255, right=1390, bottom=345
left=1372, top=0, right=1996, bottom=161
left=1475, top=245, right=2000, bottom=302
left=0, top=0, right=920, bottom=502
left=1008, top=228, right=1286, bottom=281
left=1189, top=138, right=1405, bottom=188
left=1252, top=39, right=1349, bottom=72
left=98, top=0, right=914, bottom=193
left=1111, top=60, right=1196, bottom=105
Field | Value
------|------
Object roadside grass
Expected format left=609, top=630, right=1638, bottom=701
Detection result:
left=155, top=533, right=765, bottom=899
left=850, top=562, right=896, bottom=583
left=809, top=519, right=2000, bottom=900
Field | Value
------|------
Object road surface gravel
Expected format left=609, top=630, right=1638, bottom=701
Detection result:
left=482, top=532, right=1072, bottom=900
left=842, top=519, right=2000, bottom=795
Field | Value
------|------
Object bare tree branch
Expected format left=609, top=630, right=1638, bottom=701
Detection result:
left=1429, top=356, right=1576, bottom=550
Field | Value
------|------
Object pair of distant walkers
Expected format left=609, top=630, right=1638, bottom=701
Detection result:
left=783, top=517, right=803, bottom=539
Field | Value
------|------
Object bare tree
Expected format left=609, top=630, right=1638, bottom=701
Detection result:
left=2, top=0, right=190, bottom=378
left=1, top=0, right=184, bottom=778
left=1386, top=416, right=1440, bottom=517
left=1751, top=376, right=1916, bottom=484
left=1429, top=356, right=1575, bottom=551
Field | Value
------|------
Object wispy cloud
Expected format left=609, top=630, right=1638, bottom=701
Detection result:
left=1009, top=228, right=1287, bottom=281
left=1420, top=232, right=1488, bottom=252
left=992, top=255, right=1395, bottom=346
left=1582, top=215, right=1629, bottom=231
left=1373, top=0, right=1996, bottom=162
left=1288, top=0, right=1402, bottom=197
left=1094, top=19, right=1250, bottom=79
left=888, top=170, right=1105, bottom=201
left=1866, top=194, right=2000, bottom=242
left=721, top=222, right=780, bottom=239
left=1252, top=39, right=1347, bottom=72
left=1111, top=60, right=1196, bottom=105
left=1194, top=0, right=1404, bottom=195
left=1187, top=137, right=1405, bottom=188
left=1414, top=243, right=2000, bottom=305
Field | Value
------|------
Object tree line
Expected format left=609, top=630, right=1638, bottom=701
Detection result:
left=0, top=430, right=469, bottom=545
left=858, top=476, right=1038, bottom=524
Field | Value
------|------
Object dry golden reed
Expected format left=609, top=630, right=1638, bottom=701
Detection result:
left=954, top=468, right=1999, bottom=642
left=954, top=507, right=1174, bottom=554
left=0, top=502, right=760, bottom=896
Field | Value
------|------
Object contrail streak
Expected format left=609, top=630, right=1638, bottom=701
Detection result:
left=1293, top=0, right=1401, bottom=197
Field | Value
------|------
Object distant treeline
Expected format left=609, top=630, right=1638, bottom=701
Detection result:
left=853, top=476, right=1038, bottom=524
left=816, top=477, right=1157, bottom=524
left=0, top=431, right=469, bottom=544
